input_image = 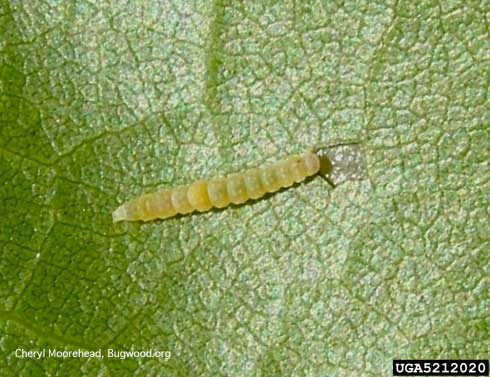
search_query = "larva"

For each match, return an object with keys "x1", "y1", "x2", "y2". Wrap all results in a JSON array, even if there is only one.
[{"x1": 112, "y1": 142, "x2": 365, "y2": 222}]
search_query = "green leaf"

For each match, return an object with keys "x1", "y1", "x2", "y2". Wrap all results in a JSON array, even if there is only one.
[{"x1": 1, "y1": 0, "x2": 489, "y2": 376}]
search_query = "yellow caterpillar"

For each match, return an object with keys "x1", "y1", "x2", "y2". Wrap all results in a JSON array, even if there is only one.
[{"x1": 112, "y1": 142, "x2": 363, "y2": 223}]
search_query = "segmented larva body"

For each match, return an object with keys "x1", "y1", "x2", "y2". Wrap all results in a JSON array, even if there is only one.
[{"x1": 112, "y1": 151, "x2": 321, "y2": 222}]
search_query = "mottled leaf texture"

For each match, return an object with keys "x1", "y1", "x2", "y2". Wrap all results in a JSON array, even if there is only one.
[{"x1": 1, "y1": 1, "x2": 489, "y2": 376}]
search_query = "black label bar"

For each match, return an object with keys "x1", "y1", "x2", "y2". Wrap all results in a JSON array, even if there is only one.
[{"x1": 393, "y1": 360, "x2": 489, "y2": 376}]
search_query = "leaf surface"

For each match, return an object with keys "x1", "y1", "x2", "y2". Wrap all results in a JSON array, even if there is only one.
[{"x1": 1, "y1": 0, "x2": 489, "y2": 376}]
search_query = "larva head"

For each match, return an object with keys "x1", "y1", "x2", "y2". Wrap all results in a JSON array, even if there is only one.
[
  {"x1": 314, "y1": 141, "x2": 367, "y2": 186},
  {"x1": 313, "y1": 150, "x2": 334, "y2": 176}
]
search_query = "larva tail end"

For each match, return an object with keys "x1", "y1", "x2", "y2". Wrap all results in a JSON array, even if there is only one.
[{"x1": 112, "y1": 204, "x2": 128, "y2": 223}]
